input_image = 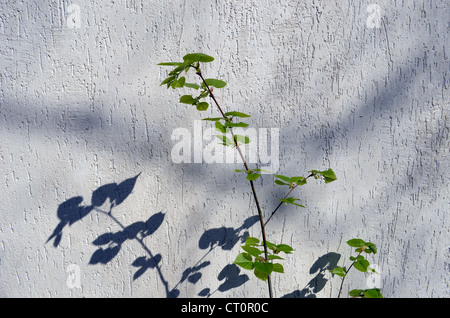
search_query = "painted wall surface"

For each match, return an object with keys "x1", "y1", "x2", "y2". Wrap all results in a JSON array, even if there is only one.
[{"x1": 0, "y1": 0, "x2": 448, "y2": 298}]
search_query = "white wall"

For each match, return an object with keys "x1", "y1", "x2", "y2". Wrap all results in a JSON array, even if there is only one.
[{"x1": 0, "y1": 0, "x2": 448, "y2": 298}]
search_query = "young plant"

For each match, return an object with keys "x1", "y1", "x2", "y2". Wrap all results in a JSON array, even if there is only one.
[
  {"x1": 159, "y1": 53, "x2": 337, "y2": 297},
  {"x1": 330, "y1": 238, "x2": 383, "y2": 298}
]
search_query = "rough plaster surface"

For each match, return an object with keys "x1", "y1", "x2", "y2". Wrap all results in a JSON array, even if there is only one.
[{"x1": 0, "y1": 0, "x2": 449, "y2": 298}]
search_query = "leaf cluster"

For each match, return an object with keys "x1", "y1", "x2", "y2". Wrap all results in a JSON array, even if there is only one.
[
  {"x1": 234, "y1": 237, "x2": 293, "y2": 282},
  {"x1": 159, "y1": 54, "x2": 341, "y2": 298},
  {"x1": 309, "y1": 169, "x2": 338, "y2": 184},
  {"x1": 273, "y1": 169, "x2": 336, "y2": 209},
  {"x1": 204, "y1": 112, "x2": 251, "y2": 147},
  {"x1": 159, "y1": 53, "x2": 251, "y2": 146},
  {"x1": 330, "y1": 239, "x2": 378, "y2": 278},
  {"x1": 235, "y1": 169, "x2": 268, "y2": 181},
  {"x1": 330, "y1": 238, "x2": 383, "y2": 298},
  {"x1": 159, "y1": 53, "x2": 227, "y2": 112}
]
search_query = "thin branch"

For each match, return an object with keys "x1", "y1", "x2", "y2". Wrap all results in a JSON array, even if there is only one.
[
  {"x1": 337, "y1": 251, "x2": 361, "y2": 298},
  {"x1": 264, "y1": 173, "x2": 315, "y2": 226},
  {"x1": 196, "y1": 69, "x2": 273, "y2": 298}
]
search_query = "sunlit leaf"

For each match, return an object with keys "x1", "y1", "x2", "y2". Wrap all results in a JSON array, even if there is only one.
[
  {"x1": 346, "y1": 239, "x2": 366, "y2": 248},
  {"x1": 225, "y1": 111, "x2": 251, "y2": 118},
  {"x1": 330, "y1": 266, "x2": 346, "y2": 277},
  {"x1": 157, "y1": 62, "x2": 182, "y2": 66},
  {"x1": 276, "y1": 244, "x2": 294, "y2": 254},
  {"x1": 180, "y1": 95, "x2": 197, "y2": 104},
  {"x1": 204, "y1": 78, "x2": 227, "y2": 88},
  {"x1": 244, "y1": 237, "x2": 260, "y2": 246},
  {"x1": 196, "y1": 102, "x2": 209, "y2": 111},
  {"x1": 203, "y1": 117, "x2": 223, "y2": 121},
  {"x1": 215, "y1": 121, "x2": 228, "y2": 133},
  {"x1": 184, "y1": 83, "x2": 200, "y2": 90},
  {"x1": 235, "y1": 135, "x2": 250, "y2": 144},
  {"x1": 253, "y1": 268, "x2": 269, "y2": 281},
  {"x1": 246, "y1": 173, "x2": 261, "y2": 181},
  {"x1": 225, "y1": 122, "x2": 249, "y2": 128},
  {"x1": 183, "y1": 53, "x2": 214, "y2": 63},
  {"x1": 215, "y1": 135, "x2": 234, "y2": 147},
  {"x1": 241, "y1": 245, "x2": 263, "y2": 257},
  {"x1": 272, "y1": 263, "x2": 284, "y2": 273},
  {"x1": 233, "y1": 253, "x2": 253, "y2": 270},
  {"x1": 253, "y1": 262, "x2": 273, "y2": 275}
]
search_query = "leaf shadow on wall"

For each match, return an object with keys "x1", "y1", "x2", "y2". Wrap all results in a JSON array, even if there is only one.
[
  {"x1": 46, "y1": 173, "x2": 142, "y2": 248},
  {"x1": 46, "y1": 173, "x2": 219, "y2": 297},
  {"x1": 195, "y1": 215, "x2": 259, "y2": 297},
  {"x1": 282, "y1": 252, "x2": 341, "y2": 298},
  {"x1": 46, "y1": 173, "x2": 172, "y2": 295}
]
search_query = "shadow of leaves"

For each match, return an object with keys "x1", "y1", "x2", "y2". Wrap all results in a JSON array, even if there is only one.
[
  {"x1": 47, "y1": 173, "x2": 141, "y2": 247},
  {"x1": 89, "y1": 212, "x2": 166, "y2": 270},
  {"x1": 198, "y1": 215, "x2": 259, "y2": 251},
  {"x1": 282, "y1": 252, "x2": 341, "y2": 298}
]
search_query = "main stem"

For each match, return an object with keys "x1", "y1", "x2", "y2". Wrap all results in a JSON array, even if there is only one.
[
  {"x1": 337, "y1": 251, "x2": 361, "y2": 298},
  {"x1": 197, "y1": 70, "x2": 273, "y2": 298}
]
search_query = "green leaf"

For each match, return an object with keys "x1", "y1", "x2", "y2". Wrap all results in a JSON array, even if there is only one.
[
  {"x1": 279, "y1": 197, "x2": 305, "y2": 208},
  {"x1": 180, "y1": 95, "x2": 197, "y2": 104},
  {"x1": 235, "y1": 135, "x2": 250, "y2": 144},
  {"x1": 215, "y1": 135, "x2": 234, "y2": 147},
  {"x1": 354, "y1": 259, "x2": 371, "y2": 272},
  {"x1": 275, "y1": 175, "x2": 292, "y2": 183},
  {"x1": 349, "y1": 288, "x2": 383, "y2": 298},
  {"x1": 267, "y1": 255, "x2": 284, "y2": 261},
  {"x1": 157, "y1": 62, "x2": 182, "y2": 66},
  {"x1": 346, "y1": 239, "x2": 366, "y2": 248},
  {"x1": 241, "y1": 245, "x2": 263, "y2": 257},
  {"x1": 349, "y1": 289, "x2": 364, "y2": 297},
  {"x1": 266, "y1": 241, "x2": 277, "y2": 251},
  {"x1": 310, "y1": 168, "x2": 337, "y2": 183},
  {"x1": 246, "y1": 173, "x2": 261, "y2": 181},
  {"x1": 275, "y1": 180, "x2": 289, "y2": 186},
  {"x1": 196, "y1": 102, "x2": 209, "y2": 111},
  {"x1": 251, "y1": 169, "x2": 269, "y2": 172},
  {"x1": 363, "y1": 288, "x2": 383, "y2": 298},
  {"x1": 330, "y1": 266, "x2": 346, "y2": 277},
  {"x1": 204, "y1": 78, "x2": 227, "y2": 88},
  {"x1": 184, "y1": 83, "x2": 200, "y2": 90},
  {"x1": 272, "y1": 263, "x2": 284, "y2": 273},
  {"x1": 169, "y1": 61, "x2": 191, "y2": 75},
  {"x1": 276, "y1": 244, "x2": 294, "y2": 254},
  {"x1": 215, "y1": 121, "x2": 228, "y2": 133},
  {"x1": 244, "y1": 237, "x2": 260, "y2": 246},
  {"x1": 253, "y1": 262, "x2": 273, "y2": 275},
  {"x1": 160, "y1": 75, "x2": 176, "y2": 86},
  {"x1": 183, "y1": 53, "x2": 214, "y2": 63},
  {"x1": 365, "y1": 242, "x2": 377, "y2": 254},
  {"x1": 173, "y1": 76, "x2": 186, "y2": 88},
  {"x1": 233, "y1": 253, "x2": 254, "y2": 270},
  {"x1": 202, "y1": 117, "x2": 223, "y2": 121},
  {"x1": 253, "y1": 268, "x2": 269, "y2": 281},
  {"x1": 224, "y1": 122, "x2": 249, "y2": 128},
  {"x1": 225, "y1": 111, "x2": 251, "y2": 118},
  {"x1": 291, "y1": 176, "x2": 306, "y2": 185}
]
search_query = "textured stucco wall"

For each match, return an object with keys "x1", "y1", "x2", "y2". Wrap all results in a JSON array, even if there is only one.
[{"x1": 0, "y1": 0, "x2": 448, "y2": 298}]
